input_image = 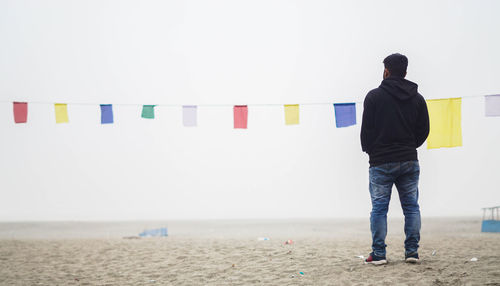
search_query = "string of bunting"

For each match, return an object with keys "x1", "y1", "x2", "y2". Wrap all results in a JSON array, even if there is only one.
[{"x1": 2, "y1": 94, "x2": 500, "y2": 149}]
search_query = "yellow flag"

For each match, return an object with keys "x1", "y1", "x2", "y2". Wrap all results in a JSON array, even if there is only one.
[
  {"x1": 284, "y1": 104, "x2": 299, "y2": 125},
  {"x1": 54, "y1": 103, "x2": 69, "y2": 123},
  {"x1": 426, "y1": 98, "x2": 462, "y2": 149}
]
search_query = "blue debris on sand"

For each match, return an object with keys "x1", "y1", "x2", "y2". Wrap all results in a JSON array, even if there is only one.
[{"x1": 139, "y1": 227, "x2": 168, "y2": 237}]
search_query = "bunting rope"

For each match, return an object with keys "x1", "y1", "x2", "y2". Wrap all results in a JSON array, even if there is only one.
[
  {"x1": 0, "y1": 93, "x2": 490, "y2": 107},
  {"x1": 0, "y1": 100, "x2": 358, "y2": 106}
]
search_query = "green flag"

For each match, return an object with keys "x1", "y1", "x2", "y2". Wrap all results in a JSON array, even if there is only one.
[{"x1": 141, "y1": 105, "x2": 155, "y2": 119}]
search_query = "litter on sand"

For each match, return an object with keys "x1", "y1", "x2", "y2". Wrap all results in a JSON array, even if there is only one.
[
  {"x1": 470, "y1": 257, "x2": 478, "y2": 262},
  {"x1": 139, "y1": 227, "x2": 168, "y2": 237},
  {"x1": 257, "y1": 237, "x2": 270, "y2": 241},
  {"x1": 285, "y1": 240, "x2": 293, "y2": 245},
  {"x1": 299, "y1": 271, "x2": 304, "y2": 276},
  {"x1": 356, "y1": 255, "x2": 365, "y2": 259},
  {"x1": 432, "y1": 250, "x2": 437, "y2": 256}
]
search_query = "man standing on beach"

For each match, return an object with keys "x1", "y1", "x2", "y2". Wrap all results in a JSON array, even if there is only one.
[{"x1": 361, "y1": 53, "x2": 429, "y2": 265}]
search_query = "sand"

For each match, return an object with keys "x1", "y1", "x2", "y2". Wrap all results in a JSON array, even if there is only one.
[{"x1": 0, "y1": 218, "x2": 499, "y2": 285}]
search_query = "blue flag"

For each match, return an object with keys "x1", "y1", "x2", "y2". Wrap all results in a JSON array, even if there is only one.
[
  {"x1": 100, "y1": 104, "x2": 114, "y2": 124},
  {"x1": 334, "y1": 103, "x2": 356, "y2": 128}
]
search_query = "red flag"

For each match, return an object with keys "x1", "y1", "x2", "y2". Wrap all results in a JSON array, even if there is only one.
[
  {"x1": 233, "y1": 105, "x2": 248, "y2": 129},
  {"x1": 13, "y1": 102, "x2": 28, "y2": 123}
]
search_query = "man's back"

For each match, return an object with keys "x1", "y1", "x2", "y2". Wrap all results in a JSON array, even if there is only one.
[{"x1": 361, "y1": 76, "x2": 429, "y2": 167}]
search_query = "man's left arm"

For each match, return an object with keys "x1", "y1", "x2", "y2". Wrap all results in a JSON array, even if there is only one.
[{"x1": 360, "y1": 93, "x2": 375, "y2": 153}]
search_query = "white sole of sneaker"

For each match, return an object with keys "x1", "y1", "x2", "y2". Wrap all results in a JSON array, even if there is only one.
[
  {"x1": 405, "y1": 257, "x2": 419, "y2": 264},
  {"x1": 364, "y1": 259, "x2": 388, "y2": 265}
]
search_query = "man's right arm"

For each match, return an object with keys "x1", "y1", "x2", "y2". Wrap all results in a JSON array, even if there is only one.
[{"x1": 415, "y1": 95, "x2": 430, "y2": 148}]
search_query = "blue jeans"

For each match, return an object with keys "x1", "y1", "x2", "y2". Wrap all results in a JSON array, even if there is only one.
[{"x1": 369, "y1": 160, "x2": 421, "y2": 257}]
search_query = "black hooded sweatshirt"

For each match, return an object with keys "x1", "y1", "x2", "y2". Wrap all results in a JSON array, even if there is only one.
[{"x1": 360, "y1": 76, "x2": 430, "y2": 167}]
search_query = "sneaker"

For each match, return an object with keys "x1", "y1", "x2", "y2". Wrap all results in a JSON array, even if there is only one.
[
  {"x1": 364, "y1": 252, "x2": 388, "y2": 265},
  {"x1": 405, "y1": 253, "x2": 420, "y2": 264}
]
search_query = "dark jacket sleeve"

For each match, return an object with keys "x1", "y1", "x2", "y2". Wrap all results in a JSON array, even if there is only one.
[
  {"x1": 415, "y1": 95, "x2": 430, "y2": 148},
  {"x1": 360, "y1": 93, "x2": 375, "y2": 153}
]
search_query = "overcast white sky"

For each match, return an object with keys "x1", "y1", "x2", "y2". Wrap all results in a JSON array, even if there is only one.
[{"x1": 1, "y1": 0, "x2": 499, "y2": 220}]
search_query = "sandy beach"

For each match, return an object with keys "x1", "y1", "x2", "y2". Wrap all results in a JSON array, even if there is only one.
[{"x1": 0, "y1": 218, "x2": 499, "y2": 285}]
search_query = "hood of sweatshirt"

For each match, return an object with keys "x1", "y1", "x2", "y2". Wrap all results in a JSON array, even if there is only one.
[{"x1": 379, "y1": 76, "x2": 419, "y2": 101}]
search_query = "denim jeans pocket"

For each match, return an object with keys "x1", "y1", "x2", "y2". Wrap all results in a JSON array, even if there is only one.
[
  {"x1": 407, "y1": 160, "x2": 420, "y2": 173},
  {"x1": 369, "y1": 165, "x2": 393, "y2": 189}
]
